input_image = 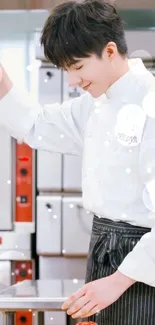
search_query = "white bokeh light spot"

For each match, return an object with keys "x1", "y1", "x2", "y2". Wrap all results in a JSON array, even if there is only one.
[
  {"x1": 142, "y1": 92, "x2": 155, "y2": 118},
  {"x1": 125, "y1": 168, "x2": 131, "y2": 174},
  {"x1": 94, "y1": 108, "x2": 101, "y2": 114},
  {"x1": 104, "y1": 140, "x2": 110, "y2": 147},
  {"x1": 69, "y1": 204, "x2": 74, "y2": 209},
  {"x1": 94, "y1": 100, "x2": 101, "y2": 108},
  {"x1": 122, "y1": 213, "x2": 127, "y2": 219}
]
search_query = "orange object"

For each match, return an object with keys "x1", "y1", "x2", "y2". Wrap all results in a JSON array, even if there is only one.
[
  {"x1": 76, "y1": 322, "x2": 98, "y2": 325},
  {"x1": 15, "y1": 142, "x2": 33, "y2": 222}
]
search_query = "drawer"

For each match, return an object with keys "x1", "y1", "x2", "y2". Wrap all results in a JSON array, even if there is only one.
[
  {"x1": 63, "y1": 155, "x2": 82, "y2": 192},
  {"x1": 62, "y1": 197, "x2": 93, "y2": 255},
  {"x1": 37, "y1": 151, "x2": 62, "y2": 191},
  {"x1": 39, "y1": 256, "x2": 87, "y2": 279},
  {"x1": 44, "y1": 311, "x2": 66, "y2": 325},
  {"x1": 37, "y1": 196, "x2": 62, "y2": 255}
]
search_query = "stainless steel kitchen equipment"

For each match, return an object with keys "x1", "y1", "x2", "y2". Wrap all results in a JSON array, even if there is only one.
[
  {"x1": 0, "y1": 125, "x2": 35, "y2": 233},
  {"x1": 39, "y1": 256, "x2": 87, "y2": 280},
  {"x1": 37, "y1": 151, "x2": 62, "y2": 192},
  {"x1": 62, "y1": 196, "x2": 93, "y2": 256},
  {"x1": 0, "y1": 279, "x2": 85, "y2": 325},
  {"x1": 37, "y1": 196, "x2": 62, "y2": 255},
  {"x1": 37, "y1": 195, "x2": 93, "y2": 256},
  {"x1": 0, "y1": 126, "x2": 12, "y2": 230}
]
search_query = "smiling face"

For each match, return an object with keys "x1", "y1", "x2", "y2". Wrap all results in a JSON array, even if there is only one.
[
  {"x1": 66, "y1": 55, "x2": 111, "y2": 98},
  {"x1": 65, "y1": 43, "x2": 128, "y2": 98}
]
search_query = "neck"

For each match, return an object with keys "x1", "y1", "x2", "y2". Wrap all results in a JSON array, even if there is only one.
[{"x1": 109, "y1": 56, "x2": 129, "y2": 88}]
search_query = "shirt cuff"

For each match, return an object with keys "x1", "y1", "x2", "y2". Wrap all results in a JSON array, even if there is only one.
[
  {"x1": 118, "y1": 231, "x2": 155, "y2": 287},
  {"x1": 0, "y1": 85, "x2": 41, "y2": 140}
]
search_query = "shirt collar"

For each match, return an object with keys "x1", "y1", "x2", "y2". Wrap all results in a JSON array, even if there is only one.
[{"x1": 102, "y1": 58, "x2": 148, "y2": 101}]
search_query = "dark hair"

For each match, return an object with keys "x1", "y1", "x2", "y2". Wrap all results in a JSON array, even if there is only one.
[{"x1": 40, "y1": 0, "x2": 128, "y2": 68}]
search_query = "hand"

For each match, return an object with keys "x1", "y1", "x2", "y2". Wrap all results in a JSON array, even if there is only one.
[
  {"x1": 0, "y1": 65, "x2": 3, "y2": 83},
  {"x1": 61, "y1": 271, "x2": 136, "y2": 319},
  {"x1": 0, "y1": 64, "x2": 13, "y2": 99}
]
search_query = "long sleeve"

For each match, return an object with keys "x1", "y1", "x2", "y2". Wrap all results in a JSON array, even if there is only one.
[
  {"x1": 118, "y1": 116, "x2": 155, "y2": 287},
  {"x1": 0, "y1": 86, "x2": 93, "y2": 155}
]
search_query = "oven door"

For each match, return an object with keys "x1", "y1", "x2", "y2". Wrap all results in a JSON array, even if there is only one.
[{"x1": 0, "y1": 126, "x2": 13, "y2": 230}]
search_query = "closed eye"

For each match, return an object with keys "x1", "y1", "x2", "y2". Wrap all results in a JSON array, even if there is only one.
[{"x1": 75, "y1": 65, "x2": 83, "y2": 70}]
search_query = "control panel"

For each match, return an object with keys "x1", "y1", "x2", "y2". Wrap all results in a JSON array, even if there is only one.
[
  {"x1": 15, "y1": 142, "x2": 34, "y2": 223},
  {"x1": 14, "y1": 261, "x2": 33, "y2": 325}
]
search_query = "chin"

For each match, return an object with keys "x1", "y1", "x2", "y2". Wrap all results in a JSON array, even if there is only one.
[{"x1": 88, "y1": 89, "x2": 105, "y2": 98}]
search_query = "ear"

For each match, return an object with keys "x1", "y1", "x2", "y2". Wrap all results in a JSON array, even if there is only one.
[{"x1": 103, "y1": 42, "x2": 117, "y2": 59}]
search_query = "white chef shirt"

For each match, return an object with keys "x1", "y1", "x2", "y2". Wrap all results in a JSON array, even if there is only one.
[{"x1": 0, "y1": 58, "x2": 155, "y2": 286}]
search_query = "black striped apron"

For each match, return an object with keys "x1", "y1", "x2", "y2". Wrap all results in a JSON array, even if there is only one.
[{"x1": 85, "y1": 215, "x2": 155, "y2": 325}]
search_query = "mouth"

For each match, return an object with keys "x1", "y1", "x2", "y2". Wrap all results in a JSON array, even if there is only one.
[{"x1": 83, "y1": 83, "x2": 91, "y2": 91}]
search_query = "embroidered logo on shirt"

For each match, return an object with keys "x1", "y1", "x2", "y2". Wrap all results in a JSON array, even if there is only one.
[
  {"x1": 115, "y1": 104, "x2": 147, "y2": 147},
  {"x1": 116, "y1": 133, "x2": 138, "y2": 145}
]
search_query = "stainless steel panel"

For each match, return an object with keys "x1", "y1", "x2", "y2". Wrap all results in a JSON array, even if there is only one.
[
  {"x1": 0, "y1": 261, "x2": 11, "y2": 286},
  {"x1": 38, "y1": 66, "x2": 61, "y2": 106},
  {"x1": 0, "y1": 232, "x2": 31, "y2": 260},
  {"x1": 0, "y1": 127, "x2": 12, "y2": 230},
  {"x1": 37, "y1": 151, "x2": 62, "y2": 191},
  {"x1": 63, "y1": 155, "x2": 82, "y2": 192},
  {"x1": 62, "y1": 197, "x2": 93, "y2": 255},
  {"x1": 0, "y1": 279, "x2": 85, "y2": 310},
  {"x1": 37, "y1": 196, "x2": 61, "y2": 255},
  {"x1": 39, "y1": 256, "x2": 87, "y2": 279},
  {"x1": 0, "y1": 261, "x2": 11, "y2": 325},
  {"x1": 44, "y1": 311, "x2": 66, "y2": 325},
  {"x1": 38, "y1": 280, "x2": 66, "y2": 325}
]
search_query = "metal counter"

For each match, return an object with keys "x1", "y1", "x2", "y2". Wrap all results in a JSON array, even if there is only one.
[{"x1": 0, "y1": 279, "x2": 85, "y2": 325}]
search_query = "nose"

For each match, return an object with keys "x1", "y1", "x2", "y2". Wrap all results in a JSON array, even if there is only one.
[{"x1": 67, "y1": 71, "x2": 82, "y2": 87}]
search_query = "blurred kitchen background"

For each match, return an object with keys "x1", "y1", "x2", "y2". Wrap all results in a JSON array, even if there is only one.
[{"x1": 0, "y1": 0, "x2": 154, "y2": 324}]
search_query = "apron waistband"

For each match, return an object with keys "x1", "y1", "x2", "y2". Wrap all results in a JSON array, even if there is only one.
[{"x1": 93, "y1": 215, "x2": 151, "y2": 237}]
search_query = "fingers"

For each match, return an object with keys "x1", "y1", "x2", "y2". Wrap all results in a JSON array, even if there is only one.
[
  {"x1": 61, "y1": 286, "x2": 87, "y2": 310},
  {"x1": 67, "y1": 295, "x2": 90, "y2": 316},
  {"x1": 71, "y1": 301, "x2": 98, "y2": 319},
  {"x1": 82, "y1": 306, "x2": 101, "y2": 318}
]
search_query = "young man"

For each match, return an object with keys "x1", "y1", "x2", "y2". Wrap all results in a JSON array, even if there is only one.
[{"x1": 0, "y1": 0, "x2": 155, "y2": 324}]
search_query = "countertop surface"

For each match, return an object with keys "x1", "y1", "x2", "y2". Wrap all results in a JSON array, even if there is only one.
[{"x1": 0, "y1": 279, "x2": 85, "y2": 311}]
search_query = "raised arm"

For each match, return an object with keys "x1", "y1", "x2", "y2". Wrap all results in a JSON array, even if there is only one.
[{"x1": 0, "y1": 65, "x2": 93, "y2": 155}]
